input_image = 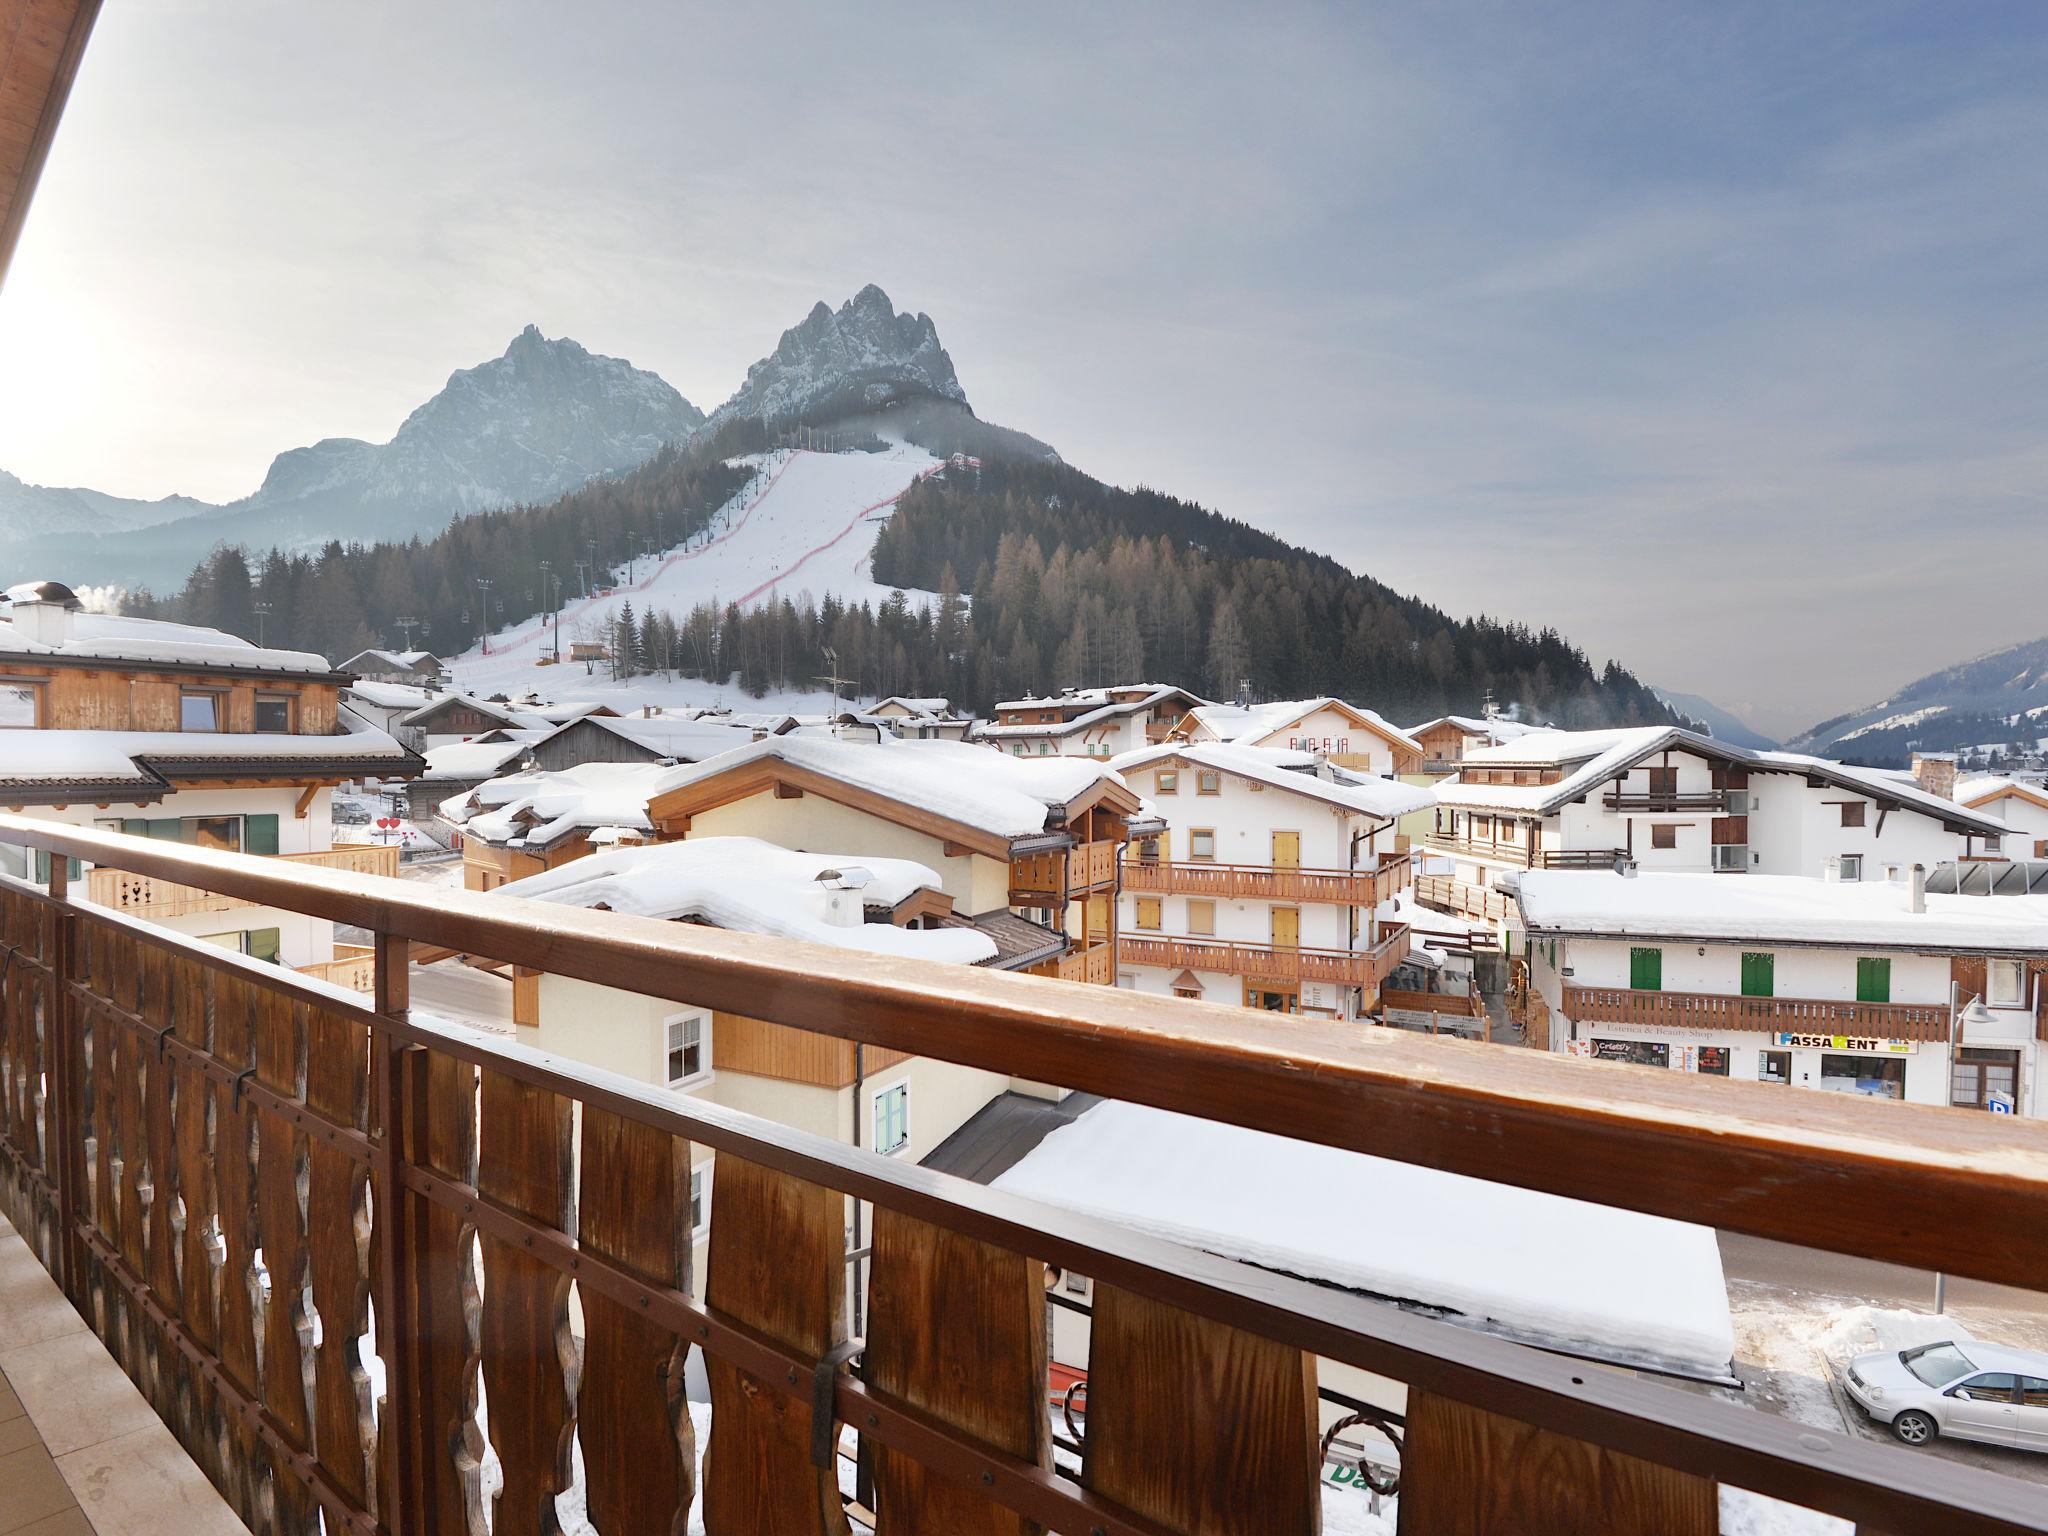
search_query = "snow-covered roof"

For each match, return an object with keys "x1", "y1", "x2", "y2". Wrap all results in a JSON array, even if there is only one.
[
  {"x1": 1437, "y1": 726, "x2": 2007, "y2": 834},
  {"x1": 419, "y1": 737, "x2": 535, "y2": 782},
  {"x1": 649, "y1": 736, "x2": 1128, "y2": 842},
  {"x1": 441, "y1": 761, "x2": 672, "y2": 847},
  {"x1": 870, "y1": 695, "x2": 954, "y2": 718},
  {"x1": 398, "y1": 692, "x2": 554, "y2": 732},
  {"x1": 0, "y1": 609, "x2": 335, "y2": 677},
  {"x1": 1110, "y1": 742, "x2": 1432, "y2": 819},
  {"x1": 495, "y1": 835, "x2": 997, "y2": 964},
  {"x1": 1956, "y1": 773, "x2": 2048, "y2": 812},
  {"x1": 975, "y1": 683, "x2": 1201, "y2": 740},
  {"x1": 345, "y1": 680, "x2": 438, "y2": 711},
  {"x1": 1188, "y1": 697, "x2": 1422, "y2": 754},
  {"x1": 565, "y1": 714, "x2": 768, "y2": 761},
  {"x1": 1407, "y1": 714, "x2": 1544, "y2": 743},
  {"x1": 0, "y1": 720, "x2": 416, "y2": 794},
  {"x1": 994, "y1": 1100, "x2": 1734, "y2": 1379},
  {"x1": 1516, "y1": 870, "x2": 2048, "y2": 952}
]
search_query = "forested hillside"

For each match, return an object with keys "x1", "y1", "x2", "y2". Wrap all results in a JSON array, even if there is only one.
[{"x1": 134, "y1": 430, "x2": 1675, "y2": 725}]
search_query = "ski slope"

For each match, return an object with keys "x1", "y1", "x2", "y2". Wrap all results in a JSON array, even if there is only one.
[{"x1": 451, "y1": 445, "x2": 948, "y2": 697}]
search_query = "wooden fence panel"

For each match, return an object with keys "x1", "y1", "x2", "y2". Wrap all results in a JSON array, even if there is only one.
[
  {"x1": 864, "y1": 1210, "x2": 1048, "y2": 1536},
  {"x1": 305, "y1": 1004, "x2": 376, "y2": 1512},
  {"x1": 169, "y1": 950, "x2": 222, "y2": 1486},
  {"x1": 576, "y1": 1106, "x2": 694, "y2": 1536},
  {"x1": 477, "y1": 1065, "x2": 576, "y2": 1536},
  {"x1": 1083, "y1": 1283, "x2": 1320, "y2": 1535},
  {"x1": 1398, "y1": 1391, "x2": 1716, "y2": 1535},
  {"x1": 701, "y1": 1154, "x2": 851, "y2": 1536},
  {"x1": 210, "y1": 960, "x2": 267, "y2": 1526},
  {"x1": 138, "y1": 943, "x2": 179, "y2": 1419}
]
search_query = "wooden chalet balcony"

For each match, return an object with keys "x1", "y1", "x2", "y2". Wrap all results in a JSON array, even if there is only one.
[
  {"x1": 0, "y1": 816, "x2": 2043, "y2": 1536},
  {"x1": 1033, "y1": 939, "x2": 1116, "y2": 985},
  {"x1": 1423, "y1": 833, "x2": 1625, "y2": 871},
  {"x1": 1381, "y1": 986, "x2": 1489, "y2": 1023},
  {"x1": 1008, "y1": 838, "x2": 1119, "y2": 903},
  {"x1": 1119, "y1": 923, "x2": 1411, "y2": 990},
  {"x1": 85, "y1": 842, "x2": 401, "y2": 919},
  {"x1": 1414, "y1": 872, "x2": 1515, "y2": 925},
  {"x1": 1123, "y1": 850, "x2": 1411, "y2": 906},
  {"x1": 1562, "y1": 984, "x2": 1953, "y2": 1042},
  {"x1": 1602, "y1": 789, "x2": 1732, "y2": 813}
]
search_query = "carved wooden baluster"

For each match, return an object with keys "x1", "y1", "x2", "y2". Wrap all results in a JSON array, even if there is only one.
[
  {"x1": 864, "y1": 1211, "x2": 1049, "y2": 1536},
  {"x1": 576, "y1": 1106, "x2": 693, "y2": 1536},
  {"x1": 305, "y1": 1003, "x2": 375, "y2": 1513},
  {"x1": 1397, "y1": 1391, "x2": 1716, "y2": 1535},
  {"x1": 85, "y1": 921, "x2": 123, "y2": 1344},
  {"x1": 254, "y1": 986, "x2": 320, "y2": 1535},
  {"x1": 701, "y1": 1154, "x2": 851, "y2": 1536},
  {"x1": 398, "y1": 1048, "x2": 486, "y2": 1536},
  {"x1": 1083, "y1": 1283, "x2": 1320, "y2": 1535},
  {"x1": 171, "y1": 951, "x2": 223, "y2": 1485},
  {"x1": 138, "y1": 942, "x2": 180, "y2": 1415},
  {"x1": 211, "y1": 964, "x2": 268, "y2": 1526},
  {"x1": 476, "y1": 1066, "x2": 576, "y2": 1536}
]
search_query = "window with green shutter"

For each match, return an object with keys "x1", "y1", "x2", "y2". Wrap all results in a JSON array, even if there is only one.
[
  {"x1": 246, "y1": 927, "x2": 282, "y2": 965},
  {"x1": 1856, "y1": 957, "x2": 1891, "y2": 1004},
  {"x1": 1629, "y1": 947, "x2": 1662, "y2": 991},
  {"x1": 146, "y1": 819, "x2": 184, "y2": 840},
  {"x1": 244, "y1": 814, "x2": 280, "y2": 856},
  {"x1": 1740, "y1": 952, "x2": 1775, "y2": 998},
  {"x1": 31, "y1": 853, "x2": 81, "y2": 883}
]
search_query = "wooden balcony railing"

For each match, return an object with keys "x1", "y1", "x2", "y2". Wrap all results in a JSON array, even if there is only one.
[
  {"x1": 1603, "y1": 790, "x2": 1731, "y2": 813},
  {"x1": 1033, "y1": 940, "x2": 1116, "y2": 986},
  {"x1": 1561, "y1": 985, "x2": 1953, "y2": 1041},
  {"x1": 1123, "y1": 851, "x2": 1411, "y2": 906},
  {"x1": 1414, "y1": 873, "x2": 1516, "y2": 926},
  {"x1": 298, "y1": 942, "x2": 378, "y2": 994},
  {"x1": 1118, "y1": 924, "x2": 1411, "y2": 990},
  {"x1": 1421, "y1": 834, "x2": 1626, "y2": 871},
  {"x1": 85, "y1": 842, "x2": 402, "y2": 919},
  {"x1": 1009, "y1": 839, "x2": 1120, "y2": 903},
  {"x1": 1381, "y1": 986, "x2": 1489, "y2": 1022},
  {"x1": 0, "y1": 816, "x2": 2044, "y2": 1536}
]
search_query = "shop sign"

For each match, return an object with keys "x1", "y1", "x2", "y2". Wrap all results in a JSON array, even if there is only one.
[{"x1": 1773, "y1": 1032, "x2": 1917, "y2": 1055}]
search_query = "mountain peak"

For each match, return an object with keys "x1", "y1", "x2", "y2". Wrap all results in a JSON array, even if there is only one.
[{"x1": 707, "y1": 285, "x2": 966, "y2": 432}]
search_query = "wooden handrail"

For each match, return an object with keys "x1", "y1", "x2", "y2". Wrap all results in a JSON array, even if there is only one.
[
  {"x1": 1, "y1": 816, "x2": 2047, "y2": 1535},
  {"x1": 1121, "y1": 856, "x2": 1409, "y2": 904},
  {"x1": 1561, "y1": 984, "x2": 1952, "y2": 1041}
]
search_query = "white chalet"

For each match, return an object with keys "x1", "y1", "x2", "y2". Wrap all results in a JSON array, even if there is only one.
[
  {"x1": 1956, "y1": 773, "x2": 2048, "y2": 861},
  {"x1": 1180, "y1": 696, "x2": 1424, "y2": 777},
  {"x1": 973, "y1": 684, "x2": 1207, "y2": 759},
  {"x1": 1424, "y1": 727, "x2": 2006, "y2": 939},
  {"x1": 1516, "y1": 868, "x2": 2046, "y2": 1117},
  {"x1": 1112, "y1": 742, "x2": 1429, "y2": 1017}
]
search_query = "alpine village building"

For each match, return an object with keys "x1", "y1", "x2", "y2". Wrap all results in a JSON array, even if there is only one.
[
  {"x1": 0, "y1": 580, "x2": 419, "y2": 981},
  {"x1": 1421, "y1": 726, "x2": 2008, "y2": 941},
  {"x1": 1110, "y1": 742, "x2": 1428, "y2": 1017}
]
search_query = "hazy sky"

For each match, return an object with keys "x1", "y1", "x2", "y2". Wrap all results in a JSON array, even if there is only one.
[{"x1": 3, "y1": 2, "x2": 2044, "y2": 736}]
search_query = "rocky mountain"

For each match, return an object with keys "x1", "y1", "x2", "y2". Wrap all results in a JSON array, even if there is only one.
[
  {"x1": 2, "y1": 327, "x2": 700, "y2": 594},
  {"x1": 0, "y1": 470, "x2": 212, "y2": 542},
  {"x1": 704, "y1": 284, "x2": 967, "y2": 432},
  {"x1": 1791, "y1": 634, "x2": 2048, "y2": 763}
]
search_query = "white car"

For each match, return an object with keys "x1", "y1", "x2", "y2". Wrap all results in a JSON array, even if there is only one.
[{"x1": 1842, "y1": 1339, "x2": 2048, "y2": 1452}]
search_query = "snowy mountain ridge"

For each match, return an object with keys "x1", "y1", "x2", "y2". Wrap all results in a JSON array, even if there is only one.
[
  {"x1": 0, "y1": 468, "x2": 214, "y2": 542},
  {"x1": 705, "y1": 284, "x2": 967, "y2": 432}
]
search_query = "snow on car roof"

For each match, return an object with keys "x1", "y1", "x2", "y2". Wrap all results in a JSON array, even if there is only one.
[
  {"x1": 994, "y1": 1100, "x2": 1735, "y2": 1379},
  {"x1": 496, "y1": 835, "x2": 997, "y2": 965},
  {"x1": 1516, "y1": 869, "x2": 2048, "y2": 951},
  {"x1": 1110, "y1": 741, "x2": 1432, "y2": 818},
  {"x1": 650, "y1": 735, "x2": 1125, "y2": 840}
]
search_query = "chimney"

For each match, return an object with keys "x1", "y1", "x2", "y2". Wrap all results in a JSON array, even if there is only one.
[
  {"x1": 2, "y1": 580, "x2": 80, "y2": 647},
  {"x1": 1911, "y1": 752, "x2": 1957, "y2": 800},
  {"x1": 814, "y1": 865, "x2": 875, "y2": 927},
  {"x1": 1909, "y1": 862, "x2": 1926, "y2": 914}
]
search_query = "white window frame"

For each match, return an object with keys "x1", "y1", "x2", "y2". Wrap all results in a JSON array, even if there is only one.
[
  {"x1": 663, "y1": 1011, "x2": 712, "y2": 1089},
  {"x1": 689, "y1": 1161, "x2": 713, "y2": 1237},
  {"x1": 1988, "y1": 958, "x2": 2026, "y2": 1009},
  {"x1": 1837, "y1": 854, "x2": 1862, "y2": 882},
  {"x1": 872, "y1": 1078, "x2": 911, "y2": 1157}
]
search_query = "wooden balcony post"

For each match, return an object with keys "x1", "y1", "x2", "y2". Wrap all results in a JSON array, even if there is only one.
[
  {"x1": 371, "y1": 928, "x2": 424, "y2": 1536},
  {"x1": 44, "y1": 858, "x2": 86, "y2": 1302}
]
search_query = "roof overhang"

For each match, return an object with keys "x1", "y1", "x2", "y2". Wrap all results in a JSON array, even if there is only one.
[{"x1": 0, "y1": 0, "x2": 100, "y2": 290}]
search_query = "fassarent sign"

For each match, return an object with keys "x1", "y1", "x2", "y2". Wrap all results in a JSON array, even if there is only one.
[{"x1": 1772, "y1": 1032, "x2": 1918, "y2": 1054}]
